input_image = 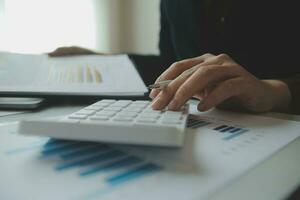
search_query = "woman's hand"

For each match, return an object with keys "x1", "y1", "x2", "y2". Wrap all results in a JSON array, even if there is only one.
[
  {"x1": 48, "y1": 46, "x2": 99, "y2": 57},
  {"x1": 150, "y1": 53, "x2": 291, "y2": 113}
]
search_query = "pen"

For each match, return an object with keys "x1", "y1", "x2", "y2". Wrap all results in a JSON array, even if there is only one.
[
  {"x1": 148, "y1": 80, "x2": 172, "y2": 90},
  {"x1": 148, "y1": 67, "x2": 197, "y2": 90}
]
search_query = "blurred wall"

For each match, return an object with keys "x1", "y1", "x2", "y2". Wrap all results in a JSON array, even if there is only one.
[
  {"x1": 0, "y1": 0, "x2": 160, "y2": 54},
  {"x1": 0, "y1": 0, "x2": 4, "y2": 36},
  {"x1": 93, "y1": 0, "x2": 160, "y2": 55}
]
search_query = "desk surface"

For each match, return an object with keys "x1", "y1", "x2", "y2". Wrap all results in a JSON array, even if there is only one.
[{"x1": 1, "y1": 103, "x2": 299, "y2": 200}]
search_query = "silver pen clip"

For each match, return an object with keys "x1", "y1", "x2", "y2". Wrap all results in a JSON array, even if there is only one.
[{"x1": 148, "y1": 80, "x2": 172, "y2": 90}]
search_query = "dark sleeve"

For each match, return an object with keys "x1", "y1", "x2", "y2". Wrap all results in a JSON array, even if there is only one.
[
  {"x1": 281, "y1": 75, "x2": 300, "y2": 115},
  {"x1": 128, "y1": 0, "x2": 176, "y2": 86}
]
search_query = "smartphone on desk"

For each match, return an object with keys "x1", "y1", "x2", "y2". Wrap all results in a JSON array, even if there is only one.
[{"x1": 0, "y1": 97, "x2": 45, "y2": 109}]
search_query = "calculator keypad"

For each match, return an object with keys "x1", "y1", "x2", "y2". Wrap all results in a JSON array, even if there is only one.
[{"x1": 65, "y1": 100, "x2": 188, "y2": 127}]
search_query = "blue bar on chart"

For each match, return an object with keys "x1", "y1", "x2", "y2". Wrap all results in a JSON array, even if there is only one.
[
  {"x1": 40, "y1": 139, "x2": 111, "y2": 160},
  {"x1": 59, "y1": 144, "x2": 108, "y2": 160},
  {"x1": 220, "y1": 126, "x2": 235, "y2": 133},
  {"x1": 106, "y1": 163, "x2": 161, "y2": 186},
  {"x1": 80, "y1": 156, "x2": 143, "y2": 177},
  {"x1": 187, "y1": 118, "x2": 211, "y2": 128},
  {"x1": 44, "y1": 139, "x2": 71, "y2": 148},
  {"x1": 229, "y1": 127, "x2": 242, "y2": 133},
  {"x1": 42, "y1": 142, "x2": 89, "y2": 156},
  {"x1": 223, "y1": 129, "x2": 249, "y2": 140},
  {"x1": 213, "y1": 125, "x2": 228, "y2": 131},
  {"x1": 55, "y1": 150, "x2": 126, "y2": 171},
  {"x1": 213, "y1": 125, "x2": 249, "y2": 140}
]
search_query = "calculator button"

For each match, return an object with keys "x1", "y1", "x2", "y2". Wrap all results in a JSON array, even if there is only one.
[
  {"x1": 143, "y1": 109, "x2": 161, "y2": 114},
  {"x1": 95, "y1": 107, "x2": 105, "y2": 111},
  {"x1": 91, "y1": 102, "x2": 107, "y2": 106},
  {"x1": 103, "y1": 107, "x2": 122, "y2": 112},
  {"x1": 123, "y1": 107, "x2": 143, "y2": 112},
  {"x1": 84, "y1": 106, "x2": 104, "y2": 111},
  {"x1": 121, "y1": 110, "x2": 140, "y2": 114},
  {"x1": 74, "y1": 110, "x2": 96, "y2": 116},
  {"x1": 163, "y1": 116, "x2": 181, "y2": 121},
  {"x1": 134, "y1": 100, "x2": 150, "y2": 105},
  {"x1": 96, "y1": 111, "x2": 116, "y2": 117},
  {"x1": 110, "y1": 106, "x2": 126, "y2": 110},
  {"x1": 112, "y1": 101, "x2": 131, "y2": 107},
  {"x1": 163, "y1": 114, "x2": 182, "y2": 120},
  {"x1": 93, "y1": 103, "x2": 110, "y2": 108},
  {"x1": 132, "y1": 104, "x2": 147, "y2": 108},
  {"x1": 139, "y1": 113, "x2": 160, "y2": 118},
  {"x1": 117, "y1": 112, "x2": 138, "y2": 117},
  {"x1": 100, "y1": 99, "x2": 116, "y2": 103},
  {"x1": 111, "y1": 104, "x2": 128, "y2": 108},
  {"x1": 161, "y1": 119, "x2": 182, "y2": 124},
  {"x1": 165, "y1": 111, "x2": 181, "y2": 115},
  {"x1": 89, "y1": 116, "x2": 109, "y2": 121},
  {"x1": 118, "y1": 100, "x2": 132, "y2": 103}
]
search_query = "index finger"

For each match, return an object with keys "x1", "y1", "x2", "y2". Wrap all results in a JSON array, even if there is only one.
[
  {"x1": 149, "y1": 54, "x2": 212, "y2": 99},
  {"x1": 168, "y1": 65, "x2": 239, "y2": 110}
]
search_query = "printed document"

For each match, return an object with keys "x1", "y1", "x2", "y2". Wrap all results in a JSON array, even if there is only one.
[
  {"x1": 0, "y1": 52, "x2": 147, "y2": 96},
  {"x1": 1, "y1": 104, "x2": 300, "y2": 200}
]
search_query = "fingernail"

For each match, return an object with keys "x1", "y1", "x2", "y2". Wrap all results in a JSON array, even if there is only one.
[
  {"x1": 149, "y1": 90, "x2": 155, "y2": 99},
  {"x1": 151, "y1": 97, "x2": 162, "y2": 110},
  {"x1": 168, "y1": 99, "x2": 178, "y2": 110},
  {"x1": 198, "y1": 103, "x2": 207, "y2": 111}
]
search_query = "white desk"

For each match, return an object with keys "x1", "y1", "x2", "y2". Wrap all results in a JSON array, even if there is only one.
[{"x1": 1, "y1": 103, "x2": 299, "y2": 200}]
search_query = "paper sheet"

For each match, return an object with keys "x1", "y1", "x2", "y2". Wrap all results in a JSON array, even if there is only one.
[
  {"x1": 0, "y1": 52, "x2": 147, "y2": 96},
  {"x1": 1, "y1": 105, "x2": 300, "y2": 200}
]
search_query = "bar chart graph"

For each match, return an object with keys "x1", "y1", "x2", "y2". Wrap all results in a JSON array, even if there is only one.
[
  {"x1": 47, "y1": 65, "x2": 103, "y2": 84},
  {"x1": 3, "y1": 117, "x2": 257, "y2": 200},
  {"x1": 187, "y1": 116, "x2": 249, "y2": 141},
  {"x1": 5, "y1": 138, "x2": 162, "y2": 196},
  {"x1": 2, "y1": 111, "x2": 299, "y2": 200}
]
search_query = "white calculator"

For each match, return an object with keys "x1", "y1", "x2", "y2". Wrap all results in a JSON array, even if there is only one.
[{"x1": 18, "y1": 100, "x2": 189, "y2": 147}]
